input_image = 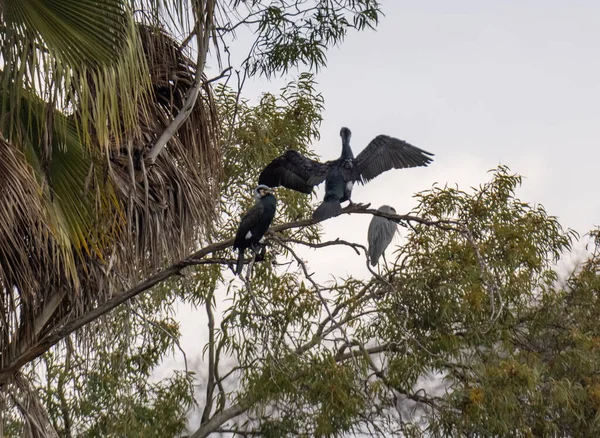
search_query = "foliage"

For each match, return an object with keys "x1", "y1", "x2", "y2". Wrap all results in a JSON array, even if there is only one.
[
  {"x1": 432, "y1": 231, "x2": 600, "y2": 437},
  {"x1": 224, "y1": 0, "x2": 382, "y2": 76},
  {"x1": 41, "y1": 297, "x2": 193, "y2": 437},
  {"x1": 193, "y1": 166, "x2": 586, "y2": 437},
  {"x1": 1, "y1": 69, "x2": 327, "y2": 435},
  {"x1": 0, "y1": 0, "x2": 221, "y2": 401},
  {"x1": 5, "y1": 1, "x2": 600, "y2": 438},
  {"x1": 4, "y1": 283, "x2": 194, "y2": 437}
]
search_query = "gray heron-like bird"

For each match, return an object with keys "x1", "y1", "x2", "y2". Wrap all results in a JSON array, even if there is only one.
[
  {"x1": 233, "y1": 185, "x2": 277, "y2": 276},
  {"x1": 258, "y1": 127, "x2": 433, "y2": 221},
  {"x1": 368, "y1": 205, "x2": 398, "y2": 266}
]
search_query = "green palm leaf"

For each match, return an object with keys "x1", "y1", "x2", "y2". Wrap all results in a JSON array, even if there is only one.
[
  {"x1": 3, "y1": 85, "x2": 104, "y2": 253},
  {"x1": 3, "y1": 0, "x2": 129, "y2": 65},
  {"x1": 1, "y1": 0, "x2": 151, "y2": 147}
]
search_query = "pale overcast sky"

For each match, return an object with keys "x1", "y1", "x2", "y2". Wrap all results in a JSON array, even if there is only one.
[
  {"x1": 162, "y1": 0, "x2": 600, "y2": 431},
  {"x1": 230, "y1": 0, "x2": 600, "y2": 280}
]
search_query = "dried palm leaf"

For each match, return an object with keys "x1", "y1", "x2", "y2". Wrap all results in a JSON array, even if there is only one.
[
  {"x1": 0, "y1": 138, "x2": 80, "y2": 369},
  {"x1": 108, "y1": 24, "x2": 221, "y2": 276},
  {"x1": 0, "y1": 1, "x2": 221, "y2": 408}
]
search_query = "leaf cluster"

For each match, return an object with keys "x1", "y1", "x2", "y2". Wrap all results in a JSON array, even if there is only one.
[{"x1": 225, "y1": 0, "x2": 382, "y2": 77}]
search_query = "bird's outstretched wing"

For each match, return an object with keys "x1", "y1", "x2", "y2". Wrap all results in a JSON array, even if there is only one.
[
  {"x1": 258, "y1": 150, "x2": 330, "y2": 194},
  {"x1": 351, "y1": 135, "x2": 434, "y2": 183}
]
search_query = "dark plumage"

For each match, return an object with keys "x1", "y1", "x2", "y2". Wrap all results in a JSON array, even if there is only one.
[
  {"x1": 368, "y1": 205, "x2": 398, "y2": 266},
  {"x1": 259, "y1": 127, "x2": 433, "y2": 221},
  {"x1": 233, "y1": 185, "x2": 277, "y2": 276}
]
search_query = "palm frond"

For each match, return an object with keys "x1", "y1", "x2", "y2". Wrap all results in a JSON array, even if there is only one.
[
  {"x1": 0, "y1": 2, "x2": 221, "y2": 406},
  {"x1": 1, "y1": 85, "x2": 107, "y2": 255},
  {"x1": 109, "y1": 24, "x2": 221, "y2": 272},
  {"x1": 0, "y1": 0, "x2": 151, "y2": 148},
  {"x1": 4, "y1": 0, "x2": 128, "y2": 65},
  {"x1": 0, "y1": 137, "x2": 84, "y2": 371},
  {"x1": 0, "y1": 138, "x2": 51, "y2": 300}
]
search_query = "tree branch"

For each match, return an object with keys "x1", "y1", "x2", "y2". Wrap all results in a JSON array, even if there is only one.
[
  {"x1": 201, "y1": 287, "x2": 216, "y2": 424},
  {"x1": 0, "y1": 203, "x2": 456, "y2": 385},
  {"x1": 188, "y1": 399, "x2": 253, "y2": 438}
]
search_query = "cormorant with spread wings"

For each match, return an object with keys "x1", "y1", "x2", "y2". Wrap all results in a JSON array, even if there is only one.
[{"x1": 258, "y1": 127, "x2": 434, "y2": 221}]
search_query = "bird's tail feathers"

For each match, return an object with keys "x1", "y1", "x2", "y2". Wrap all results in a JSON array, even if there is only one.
[
  {"x1": 235, "y1": 250, "x2": 245, "y2": 276},
  {"x1": 369, "y1": 251, "x2": 380, "y2": 267},
  {"x1": 313, "y1": 195, "x2": 342, "y2": 222}
]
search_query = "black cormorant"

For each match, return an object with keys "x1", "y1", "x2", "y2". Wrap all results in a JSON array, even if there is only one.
[
  {"x1": 258, "y1": 127, "x2": 433, "y2": 221},
  {"x1": 233, "y1": 185, "x2": 277, "y2": 276}
]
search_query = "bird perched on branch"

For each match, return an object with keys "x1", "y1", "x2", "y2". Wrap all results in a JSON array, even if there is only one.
[
  {"x1": 258, "y1": 127, "x2": 434, "y2": 221},
  {"x1": 368, "y1": 205, "x2": 398, "y2": 266},
  {"x1": 233, "y1": 185, "x2": 277, "y2": 276}
]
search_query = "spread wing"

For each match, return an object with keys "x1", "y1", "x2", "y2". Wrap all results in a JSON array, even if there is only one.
[
  {"x1": 352, "y1": 135, "x2": 434, "y2": 183},
  {"x1": 258, "y1": 150, "x2": 330, "y2": 194}
]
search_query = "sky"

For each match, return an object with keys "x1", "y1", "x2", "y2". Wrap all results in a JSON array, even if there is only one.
[
  {"x1": 227, "y1": 0, "x2": 600, "y2": 280},
  {"x1": 160, "y1": 0, "x2": 600, "y2": 432}
]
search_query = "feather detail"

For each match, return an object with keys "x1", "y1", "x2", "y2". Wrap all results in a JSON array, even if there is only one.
[
  {"x1": 352, "y1": 135, "x2": 434, "y2": 183},
  {"x1": 258, "y1": 150, "x2": 329, "y2": 193}
]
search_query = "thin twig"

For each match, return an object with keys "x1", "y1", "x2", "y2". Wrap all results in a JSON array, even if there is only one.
[
  {"x1": 273, "y1": 236, "x2": 360, "y2": 366},
  {"x1": 461, "y1": 226, "x2": 503, "y2": 326},
  {"x1": 130, "y1": 305, "x2": 193, "y2": 391},
  {"x1": 357, "y1": 344, "x2": 440, "y2": 410}
]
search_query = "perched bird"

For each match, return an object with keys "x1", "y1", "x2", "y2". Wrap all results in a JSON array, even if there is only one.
[
  {"x1": 258, "y1": 127, "x2": 433, "y2": 221},
  {"x1": 368, "y1": 205, "x2": 398, "y2": 267},
  {"x1": 233, "y1": 185, "x2": 277, "y2": 276}
]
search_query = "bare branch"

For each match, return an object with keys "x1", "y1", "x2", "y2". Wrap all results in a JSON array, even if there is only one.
[
  {"x1": 273, "y1": 236, "x2": 360, "y2": 365},
  {"x1": 0, "y1": 203, "x2": 456, "y2": 385},
  {"x1": 188, "y1": 399, "x2": 254, "y2": 438},
  {"x1": 201, "y1": 287, "x2": 216, "y2": 424},
  {"x1": 273, "y1": 236, "x2": 365, "y2": 255}
]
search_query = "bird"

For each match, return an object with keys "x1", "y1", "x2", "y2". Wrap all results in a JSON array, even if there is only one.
[
  {"x1": 233, "y1": 185, "x2": 277, "y2": 276},
  {"x1": 258, "y1": 127, "x2": 434, "y2": 221},
  {"x1": 368, "y1": 205, "x2": 398, "y2": 267}
]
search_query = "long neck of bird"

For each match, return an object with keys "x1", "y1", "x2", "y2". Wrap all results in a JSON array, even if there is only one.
[{"x1": 341, "y1": 138, "x2": 354, "y2": 159}]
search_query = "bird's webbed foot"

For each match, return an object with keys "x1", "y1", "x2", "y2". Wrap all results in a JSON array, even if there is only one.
[
  {"x1": 347, "y1": 201, "x2": 371, "y2": 210},
  {"x1": 250, "y1": 242, "x2": 267, "y2": 261}
]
